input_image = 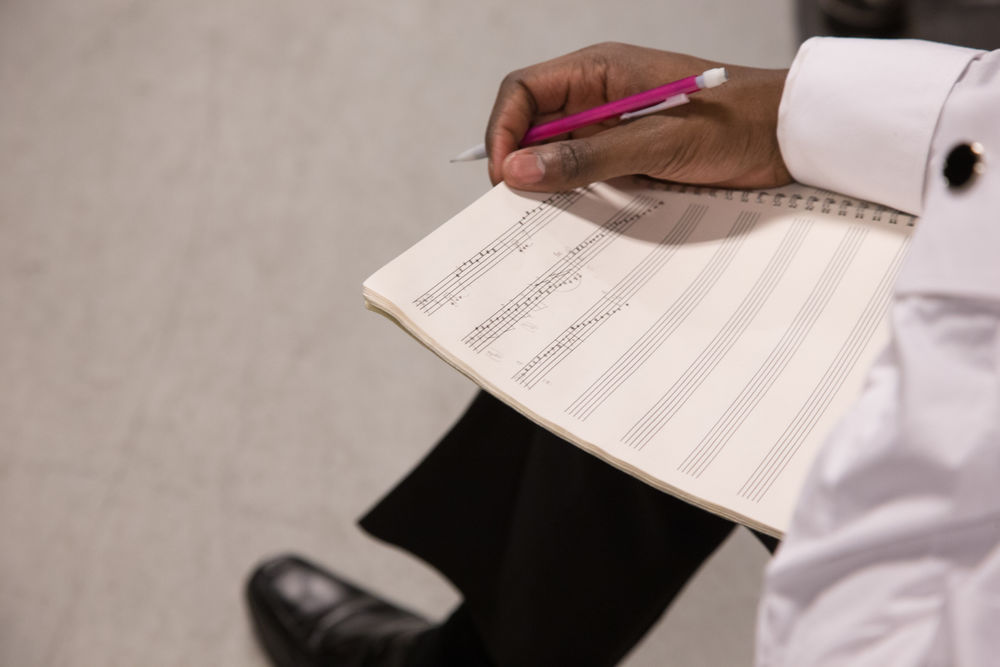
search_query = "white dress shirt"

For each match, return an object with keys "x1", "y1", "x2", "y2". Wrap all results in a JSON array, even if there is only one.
[{"x1": 757, "y1": 37, "x2": 1000, "y2": 666}]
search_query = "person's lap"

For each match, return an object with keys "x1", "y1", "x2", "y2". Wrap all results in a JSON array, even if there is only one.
[{"x1": 360, "y1": 391, "x2": 772, "y2": 666}]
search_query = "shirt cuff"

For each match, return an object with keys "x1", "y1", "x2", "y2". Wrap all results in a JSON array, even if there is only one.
[
  {"x1": 778, "y1": 37, "x2": 980, "y2": 216},
  {"x1": 894, "y1": 49, "x2": 1000, "y2": 301}
]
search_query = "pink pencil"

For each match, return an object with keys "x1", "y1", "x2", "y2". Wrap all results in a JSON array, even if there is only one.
[{"x1": 451, "y1": 67, "x2": 728, "y2": 162}]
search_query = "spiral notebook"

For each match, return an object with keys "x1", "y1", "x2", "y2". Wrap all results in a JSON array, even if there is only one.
[{"x1": 363, "y1": 178, "x2": 914, "y2": 536}]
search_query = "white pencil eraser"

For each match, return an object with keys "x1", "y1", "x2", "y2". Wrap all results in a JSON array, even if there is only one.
[{"x1": 701, "y1": 67, "x2": 728, "y2": 88}]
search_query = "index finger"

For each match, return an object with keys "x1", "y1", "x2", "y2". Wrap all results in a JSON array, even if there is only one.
[
  {"x1": 484, "y1": 51, "x2": 611, "y2": 184},
  {"x1": 485, "y1": 70, "x2": 540, "y2": 185}
]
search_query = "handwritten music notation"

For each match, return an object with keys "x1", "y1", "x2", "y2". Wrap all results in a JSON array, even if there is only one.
[
  {"x1": 512, "y1": 203, "x2": 708, "y2": 390},
  {"x1": 461, "y1": 194, "x2": 664, "y2": 354},
  {"x1": 412, "y1": 190, "x2": 585, "y2": 316},
  {"x1": 365, "y1": 179, "x2": 917, "y2": 534}
]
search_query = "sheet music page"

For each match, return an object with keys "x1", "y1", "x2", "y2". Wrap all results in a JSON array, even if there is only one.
[{"x1": 363, "y1": 179, "x2": 913, "y2": 535}]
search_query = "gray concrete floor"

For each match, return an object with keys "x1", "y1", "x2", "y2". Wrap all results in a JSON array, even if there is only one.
[{"x1": 0, "y1": 1, "x2": 795, "y2": 665}]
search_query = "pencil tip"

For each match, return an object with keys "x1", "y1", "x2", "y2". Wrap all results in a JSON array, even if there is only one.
[{"x1": 450, "y1": 143, "x2": 488, "y2": 163}]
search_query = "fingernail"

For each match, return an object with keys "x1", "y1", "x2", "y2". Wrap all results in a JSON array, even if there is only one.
[{"x1": 505, "y1": 152, "x2": 546, "y2": 185}]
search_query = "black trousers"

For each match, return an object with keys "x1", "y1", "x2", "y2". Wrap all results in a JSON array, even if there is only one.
[{"x1": 361, "y1": 391, "x2": 775, "y2": 667}]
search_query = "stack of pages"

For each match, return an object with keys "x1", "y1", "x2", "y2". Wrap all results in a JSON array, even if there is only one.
[{"x1": 364, "y1": 178, "x2": 913, "y2": 536}]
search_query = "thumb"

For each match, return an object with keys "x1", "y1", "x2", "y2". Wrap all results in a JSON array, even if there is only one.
[{"x1": 500, "y1": 122, "x2": 671, "y2": 191}]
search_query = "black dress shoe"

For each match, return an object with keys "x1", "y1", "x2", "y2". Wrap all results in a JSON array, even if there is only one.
[{"x1": 246, "y1": 554, "x2": 431, "y2": 667}]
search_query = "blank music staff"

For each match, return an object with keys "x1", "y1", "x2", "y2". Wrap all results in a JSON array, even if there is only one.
[
  {"x1": 462, "y1": 194, "x2": 663, "y2": 354},
  {"x1": 513, "y1": 203, "x2": 708, "y2": 389},
  {"x1": 677, "y1": 223, "x2": 869, "y2": 478},
  {"x1": 566, "y1": 210, "x2": 760, "y2": 420},
  {"x1": 621, "y1": 218, "x2": 814, "y2": 450},
  {"x1": 737, "y1": 237, "x2": 909, "y2": 503},
  {"x1": 412, "y1": 190, "x2": 585, "y2": 316}
]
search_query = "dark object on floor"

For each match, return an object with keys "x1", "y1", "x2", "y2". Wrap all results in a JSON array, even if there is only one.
[{"x1": 246, "y1": 554, "x2": 430, "y2": 667}]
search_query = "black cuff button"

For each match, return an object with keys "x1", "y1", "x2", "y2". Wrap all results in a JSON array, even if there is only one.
[{"x1": 944, "y1": 142, "x2": 984, "y2": 189}]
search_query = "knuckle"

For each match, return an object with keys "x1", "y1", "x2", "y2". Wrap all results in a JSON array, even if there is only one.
[
  {"x1": 500, "y1": 69, "x2": 524, "y2": 89},
  {"x1": 589, "y1": 40, "x2": 624, "y2": 53},
  {"x1": 556, "y1": 142, "x2": 593, "y2": 181},
  {"x1": 496, "y1": 70, "x2": 538, "y2": 117}
]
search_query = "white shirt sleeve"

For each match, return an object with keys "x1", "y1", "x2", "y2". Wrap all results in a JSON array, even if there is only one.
[
  {"x1": 778, "y1": 37, "x2": 979, "y2": 215},
  {"x1": 758, "y1": 41, "x2": 1000, "y2": 667}
]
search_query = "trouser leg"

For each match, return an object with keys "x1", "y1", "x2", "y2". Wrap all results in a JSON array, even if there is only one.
[{"x1": 361, "y1": 392, "x2": 743, "y2": 666}]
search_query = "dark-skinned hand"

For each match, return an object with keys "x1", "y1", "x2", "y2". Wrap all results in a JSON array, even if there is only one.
[{"x1": 485, "y1": 42, "x2": 792, "y2": 191}]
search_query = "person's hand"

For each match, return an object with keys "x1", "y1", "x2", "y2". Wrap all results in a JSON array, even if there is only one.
[{"x1": 486, "y1": 42, "x2": 792, "y2": 191}]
